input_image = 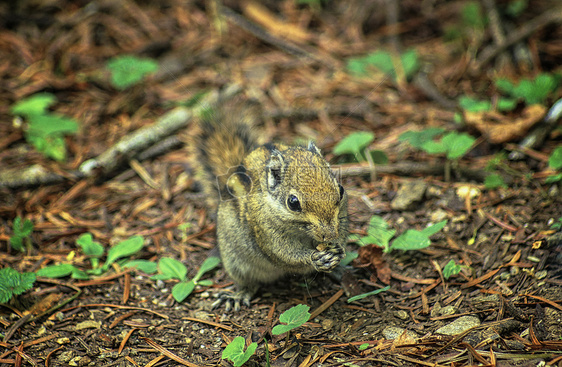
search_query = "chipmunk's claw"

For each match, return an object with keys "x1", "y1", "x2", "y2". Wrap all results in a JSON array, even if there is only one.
[
  {"x1": 211, "y1": 289, "x2": 252, "y2": 312},
  {"x1": 312, "y1": 246, "x2": 345, "y2": 272}
]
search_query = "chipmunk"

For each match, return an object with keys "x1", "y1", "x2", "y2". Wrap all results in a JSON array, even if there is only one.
[{"x1": 193, "y1": 100, "x2": 348, "y2": 311}]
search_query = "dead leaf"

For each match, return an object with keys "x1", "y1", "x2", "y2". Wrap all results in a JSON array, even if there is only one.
[
  {"x1": 355, "y1": 245, "x2": 391, "y2": 284},
  {"x1": 464, "y1": 104, "x2": 546, "y2": 143}
]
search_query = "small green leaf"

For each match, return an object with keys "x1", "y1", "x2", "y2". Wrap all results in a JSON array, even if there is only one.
[
  {"x1": 548, "y1": 146, "x2": 562, "y2": 170},
  {"x1": 77, "y1": 233, "x2": 105, "y2": 258},
  {"x1": 366, "y1": 51, "x2": 395, "y2": 77},
  {"x1": 123, "y1": 260, "x2": 158, "y2": 274},
  {"x1": 443, "y1": 260, "x2": 462, "y2": 279},
  {"x1": 420, "y1": 220, "x2": 447, "y2": 237},
  {"x1": 106, "y1": 55, "x2": 158, "y2": 90},
  {"x1": 27, "y1": 114, "x2": 79, "y2": 137},
  {"x1": 36, "y1": 264, "x2": 77, "y2": 278},
  {"x1": 347, "y1": 285, "x2": 391, "y2": 303},
  {"x1": 462, "y1": 1, "x2": 486, "y2": 29},
  {"x1": 0, "y1": 268, "x2": 36, "y2": 303},
  {"x1": 495, "y1": 78, "x2": 515, "y2": 95},
  {"x1": 194, "y1": 256, "x2": 221, "y2": 282},
  {"x1": 158, "y1": 257, "x2": 188, "y2": 281},
  {"x1": 506, "y1": 0, "x2": 527, "y2": 17},
  {"x1": 421, "y1": 140, "x2": 447, "y2": 155},
  {"x1": 458, "y1": 96, "x2": 491, "y2": 113},
  {"x1": 369, "y1": 149, "x2": 388, "y2": 164},
  {"x1": 497, "y1": 98, "x2": 517, "y2": 111},
  {"x1": 197, "y1": 279, "x2": 214, "y2": 286},
  {"x1": 400, "y1": 49, "x2": 420, "y2": 80},
  {"x1": 391, "y1": 230, "x2": 430, "y2": 251},
  {"x1": 17, "y1": 218, "x2": 34, "y2": 237},
  {"x1": 10, "y1": 217, "x2": 33, "y2": 252},
  {"x1": 172, "y1": 280, "x2": 195, "y2": 302},
  {"x1": 272, "y1": 304, "x2": 311, "y2": 335},
  {"x1": 16, "y1": 272, "x2": 36, "y2": 295},
  {"x1": 359, "y1": 343, "x2": 370, "y2": 351},
  {"x1": 484, "y1": 173, "x2": 507, "y2": 189},
  {"x1": 545, "y1": 173, "x2": 562, "y2": 183},
  {"x1": 104, "y1": 236, "x2": 144, "y2": 269},
  {"x1": 364, "y1": 216, "x2": 396, "y2": 251},
  {"x1": 441, "y1": 132, "x2": 475, "y2": 159},
  {"x1": 9, "y1": 236, "x2": 24, "y2": 252},
  {"x1": 333, "y1": 132, "x2": 375, "y2": 161},
  {"x1": 71, "y1": 268, "x2": 90, "y2": 280},
  {"x1": 222, "y1": 336, "x2": 258, "y2": 367},
  {"x1": 11, "y1": 93, "x2": 57, "y2": 117},
  {"x1": 340, "y1": 251, "x2": 359, "y2": 267},
  {"x1": 399, "y1": 128, "x2": 445, "y2": 149}
]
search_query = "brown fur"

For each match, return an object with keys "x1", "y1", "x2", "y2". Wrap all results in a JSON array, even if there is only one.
[{"x1": 193, "y1": 102, "x2": 349, "y2": 307}]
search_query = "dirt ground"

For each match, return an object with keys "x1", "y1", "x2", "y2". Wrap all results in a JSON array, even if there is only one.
[{"x1": 1, "y1": 0, "x2": 561, "y2": 366}]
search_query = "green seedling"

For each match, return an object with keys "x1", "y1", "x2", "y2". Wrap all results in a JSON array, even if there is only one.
[
  {"x1": 546, "y1": 146, "x2": 562, "y2": 183},
  {"x1": 77, "y1": 233, "x2": 104, "y2": 270},
  {"x1": 505, "y1": 0, "x2": 528, "y2": 17},
  {"x1": 106, "y1": 55, "x2": 158, "y2": 90},
  {"x1": 461, "y1": 1, "x2": 487, "y2": 29},
  {"x1": 484, "y1": 173, "x2": 507, "y2": 189},
  {"x1": 359, "y1": 343, "x2": 370, "y2": 351},
  {"x1": 222, "y1": 336, "x2": 258, "y2": 367},
  {"x1": 444, "y1": 1, "x2": 487, "y2": 46},
  {"x1": 347, "y1": 285, "x2": 391, "y2": 303},
  {"x1": 496, "y1": 73, "x2": 560, "y2": 106},
  {"x1": 399, "y1": 128, "x2": 445, "y2": 149},
  {"x1": 11, "y1": 93, "x2": 79, "y2": 161},
  {"x1": 333, "y1": 131, "x2": 374, "y2": 162},
  {"x1": 10, "y1": 216, "x2": 33, "y2": 252},
  {"x1": 551, "y1": 217, "x2": 562, "y2": 230},
  {"x1": 333, "y1": 131, "x2": 387, "y2": 165},
  {"x1": 0, "y1": 268, "x2": 36, "y2": 304},
  {"x1": 272, "y1": 304, "x2": 311, "y2": 335},
  {"x1": 443, "y1": 260, "x2": 463, "y2": 279},
  {"x1": 459, "y1": 95, "x2": 516, "y2": 113},
  {"x1": 351, "y1": 216, "x2": 447, "y2": 253},
  {"x1": 420, "y1": 132, "x2": 475, "y2": 160},
  {"x1": 401, "y1": 129, "x2": 476, "y2": 163},
  {"x1": 347, "y1": 49, "x2": 420, "y2": 83},
  {"x1": 153, "y1": 256, "x2": 220, "y2": 302},
  {"x1": 36, "y1": 234, "x2": 145, "y2": 280},
  {"x1": 123, "y1": 260, "x2": 158, "y2": 274},
  {"x1": 421, "y1": 131, "x2": 476, "y2": 181}
]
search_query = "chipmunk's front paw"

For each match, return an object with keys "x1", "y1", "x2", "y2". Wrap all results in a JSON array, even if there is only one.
[{"x1": 311, "y1": 246, "x2": 345, "y2": 272}]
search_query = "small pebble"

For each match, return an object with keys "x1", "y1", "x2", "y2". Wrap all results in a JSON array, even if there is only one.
[{"x1": 436, "y1": 316, "x2": 480, "y2": 335}]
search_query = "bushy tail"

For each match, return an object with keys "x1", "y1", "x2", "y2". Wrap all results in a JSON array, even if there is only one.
[{"x1": 194, "y1": 102, "x2": 259, "y2": 207}]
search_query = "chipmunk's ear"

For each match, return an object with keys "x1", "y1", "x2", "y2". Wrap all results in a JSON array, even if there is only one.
[
  {"x1": 307, "y1": 141, "x2": 321, "y2": 155},
  {"x1": 266, "y1": 150, "x2": 284, "y2": 192}
]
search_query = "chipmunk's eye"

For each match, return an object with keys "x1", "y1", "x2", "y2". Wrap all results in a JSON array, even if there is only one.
[
  {"x1": 338, "y1": 184, "x2": 345, "y2": 200},
  {"x1": 287, "y1": 194, "x2": 301, "y2": 212}
]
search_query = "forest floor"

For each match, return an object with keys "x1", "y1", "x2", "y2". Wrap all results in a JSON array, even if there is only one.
[{"x1": 0, "y1": 0, "x2": 561, "y2": 366}]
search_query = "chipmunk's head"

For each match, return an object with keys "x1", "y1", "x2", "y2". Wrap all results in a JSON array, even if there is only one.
[{"x1": 263, "y1": 141, "x2": 348, "y2": 243}]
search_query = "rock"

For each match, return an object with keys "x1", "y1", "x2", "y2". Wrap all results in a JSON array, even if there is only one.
[
  {"x1": 436, "y1": 316, "x2": 481, "y2": 335},
  {"x1": 382, "y1": 326, "x2": 418, "y2": 341},
  {"x1": 439, "y1": 306, "x2": 457, "y2": 316},
  {"x1": 391, "y1": 180, "x2": 428, "y2": 210},
  {"x1": 430, "y1": 208, "x2": 448, "y2": 223}
]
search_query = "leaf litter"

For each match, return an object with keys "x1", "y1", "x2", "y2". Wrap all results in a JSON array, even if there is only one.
[{"x1": 0, "y1": 0, "x2": 561, "y2": 366}]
